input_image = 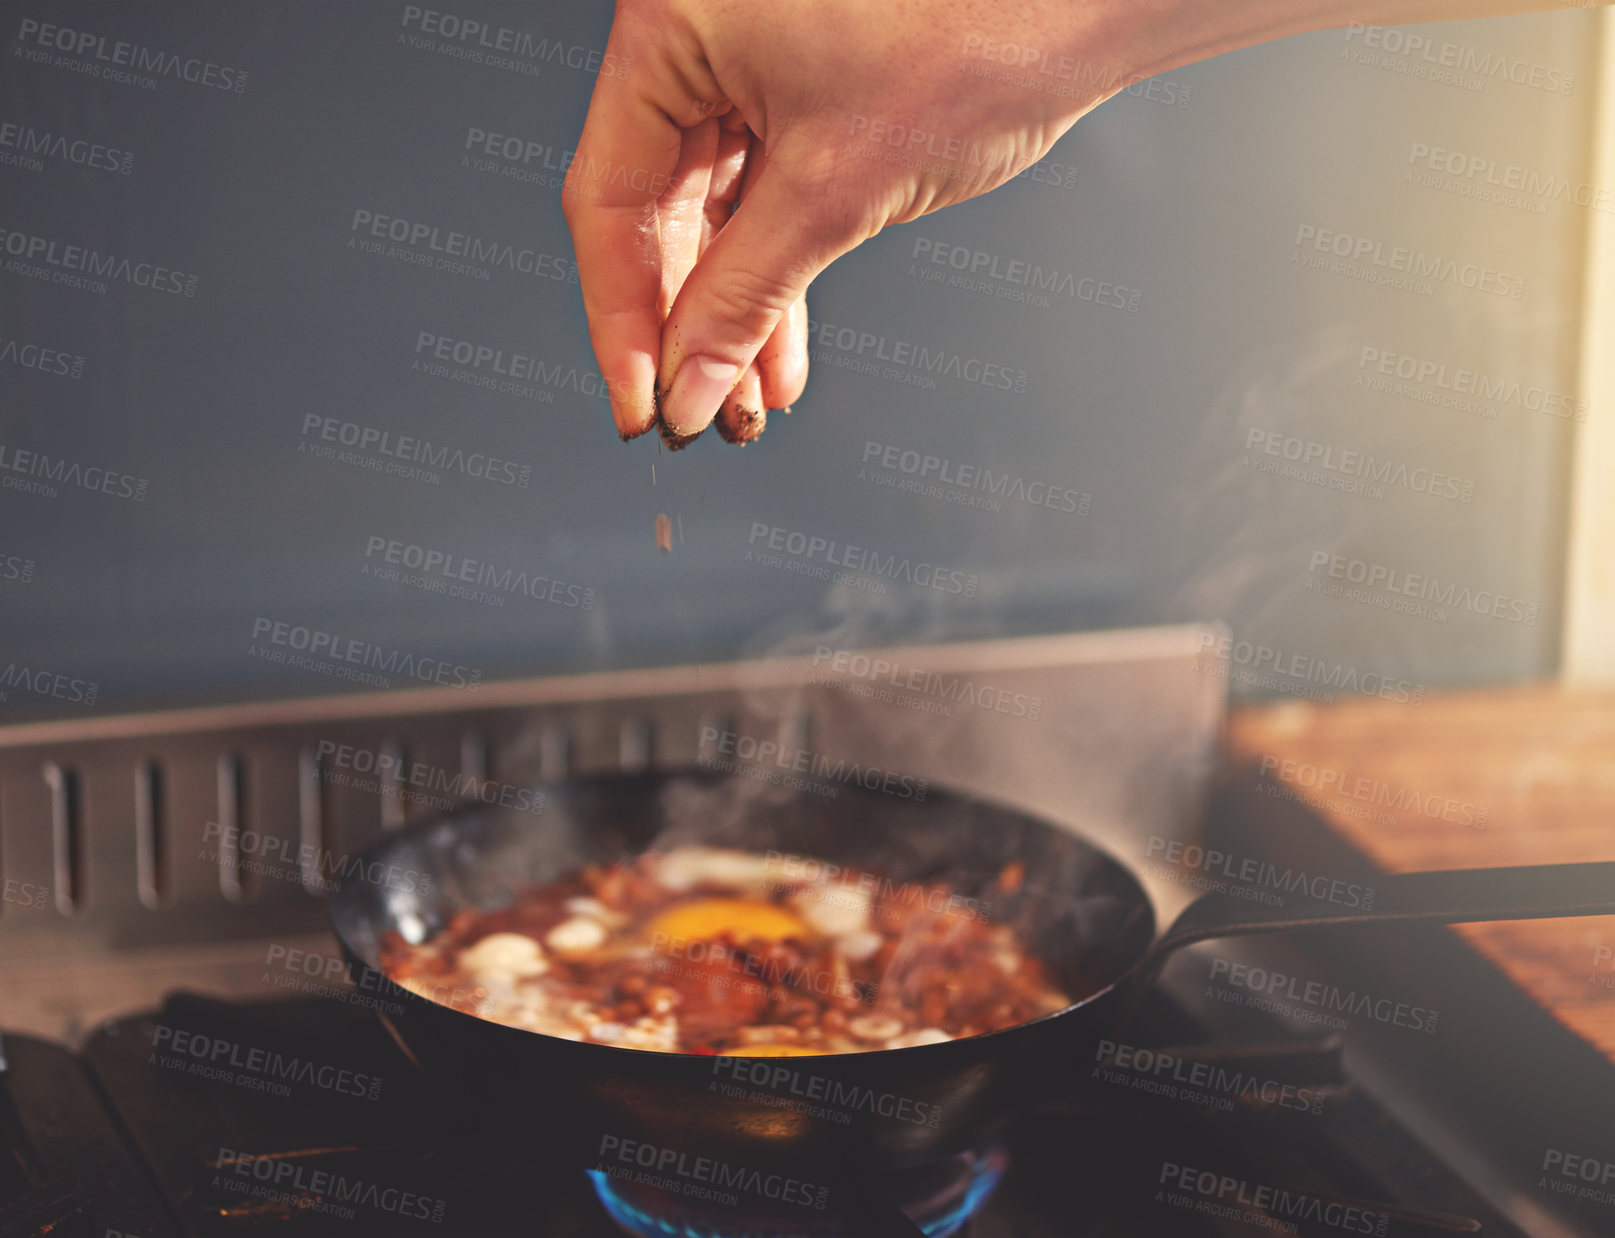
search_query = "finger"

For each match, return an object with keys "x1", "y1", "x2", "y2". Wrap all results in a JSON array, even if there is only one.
[
  {"x1": 715, "y1": 361, "x2": 767, "y2": 444},
  {"x1": 756, "y1": 295, "x2": 809, "y2": 411},
  {"x1": 562, "y1": 56, "x2": 684, "y2": 442},
  {"x1": 725, "y1": 136, "x2": 806, "y2": 415},
  {"x1": 702, "y1": 112, "x2": 753, "y2": 249},
  {"x1": 658, "y1": 162, "x2": 864, "y2": 438},
  {"x1": 649, "y1": 114, "x2": 755, "y2": 451},
  {"x1": 656, "y1": 117, "x2": 719, "y2": 321}
]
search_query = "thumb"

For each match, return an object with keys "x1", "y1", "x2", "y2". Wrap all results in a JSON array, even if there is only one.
[{"x1": 658, "y1": 163, "x2": 863, "y2": 437}]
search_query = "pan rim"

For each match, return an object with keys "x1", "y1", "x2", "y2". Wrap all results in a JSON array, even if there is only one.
[{"x1": 329, "y1": 768, "x2": 1158, "y2": 1062}]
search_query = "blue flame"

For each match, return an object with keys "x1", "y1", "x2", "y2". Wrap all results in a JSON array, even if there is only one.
[{"x1": 587, "y1": 1151, "x2": 1005, "y2": 1238}]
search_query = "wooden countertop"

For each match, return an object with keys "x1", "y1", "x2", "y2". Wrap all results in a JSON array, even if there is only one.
[{"x1": 1228, "y1": 683, "x2": 1615, "y2": 1065}]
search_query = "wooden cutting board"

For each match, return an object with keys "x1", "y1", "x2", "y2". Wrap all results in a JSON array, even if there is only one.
[{"x1": 1228, "y1": 684, "x2": 1615, "y2": 1064}]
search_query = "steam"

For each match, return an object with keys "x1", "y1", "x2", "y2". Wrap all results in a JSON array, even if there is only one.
[
  {"x1": 480, "y1": 533, "x2": 1149, "y2": 1015},
  {"x1": 625, "y1": 590, "x2": 1146, "y2": 1009},
  {"x1": 1153, "y1": 324, "x2": 1367, "y2": 632}
]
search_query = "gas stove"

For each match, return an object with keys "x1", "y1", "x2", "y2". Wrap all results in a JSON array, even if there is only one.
[
  {"x1": 1, "y1": 962, "x2": 1550, "y2": 1237},
  {"x1": 1, "y1": 627, "x2": 1609, "y2": 1236}
]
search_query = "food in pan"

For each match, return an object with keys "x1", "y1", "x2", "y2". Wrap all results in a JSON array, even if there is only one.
[{"x1": 379, "y1": 847, "x2": 1070, "y2": 1055}]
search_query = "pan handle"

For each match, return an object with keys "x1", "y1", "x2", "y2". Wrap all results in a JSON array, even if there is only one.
[
  {"x1": 1144, "y1": 860, "x2": 1615, "y2": 971},
  {"x1": 1109, "y1": 861, "x2": 1615, "y2": 1030}
]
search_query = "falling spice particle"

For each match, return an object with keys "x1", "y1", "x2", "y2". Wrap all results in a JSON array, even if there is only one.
[{"x1": 655, "y1": 513, "x2": 672, "y2": 554}]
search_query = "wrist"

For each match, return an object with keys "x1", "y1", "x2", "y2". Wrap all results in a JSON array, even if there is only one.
[{"x1": 1080, "y1": 0, "x2": 1370, "y2": 86}]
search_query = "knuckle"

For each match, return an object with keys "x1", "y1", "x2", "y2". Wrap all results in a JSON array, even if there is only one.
[
  {"x1": 782, "y1": 147, "x2": 843, "y2": 199},
  {"x1": 784, "y1": 157, "x2": 876, "y2": 246},
  {"x1": 701, "y1": 267, "x2": 799, "y2": 333}
]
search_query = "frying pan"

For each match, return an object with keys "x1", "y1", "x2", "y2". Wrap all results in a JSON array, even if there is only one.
[{"x1": 328, "y1": 771, "x2": 1615, "y2": 1223}]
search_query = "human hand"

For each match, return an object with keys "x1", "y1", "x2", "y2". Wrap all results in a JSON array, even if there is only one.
[
  {"x1": 562, "y1": 0, "x2": 1143, "y2": 447},
  {"x1": 562, "y1": 0, "x2": 1594, "y2": 448}
]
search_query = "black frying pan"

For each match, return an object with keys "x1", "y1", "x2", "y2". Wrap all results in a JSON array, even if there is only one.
[{"x1": 327, "y1": 771, "x2": 1615, "y2": 1219}]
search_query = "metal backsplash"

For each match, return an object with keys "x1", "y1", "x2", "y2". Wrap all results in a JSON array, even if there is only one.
[{"x1": 0, "y1": 625, "x2": 1226, "y2": 963}]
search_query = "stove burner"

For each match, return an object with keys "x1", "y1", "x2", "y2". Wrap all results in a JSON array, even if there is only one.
[
  {"x1": 588, "y1": 1142, "x2": 1008, "y2": 1238},
  {"x1": 0, "y1": 988, "x2": 1545, "y2": 1237}
]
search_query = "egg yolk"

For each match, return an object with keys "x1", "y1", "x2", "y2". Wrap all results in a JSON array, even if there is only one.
[{"x1": 646, "y1": 897, "x2": 807, "y2": 944}]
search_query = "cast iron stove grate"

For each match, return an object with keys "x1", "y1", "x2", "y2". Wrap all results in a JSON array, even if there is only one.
[{"x1": 0, "y1": 987, "x2": 1519, "y2": 1238}]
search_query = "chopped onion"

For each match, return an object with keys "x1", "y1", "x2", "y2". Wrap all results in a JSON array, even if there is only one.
[
  {"x1": 848, "y1": 1014, "x2": 906, "y2": 1042},
  {"x1": 546, "y1": 917, "x2": 608, "y2": 954},
  {"x1": 460, "y1": 932, "x2": 548, "y2": 979},
  {"x1": 888, "y1": 1028, "x2": 953, "y2": 1049}
]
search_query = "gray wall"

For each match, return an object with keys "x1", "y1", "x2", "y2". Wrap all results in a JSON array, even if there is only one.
[{"x1": 0, "y1": 1, "x2": 1599, "y2": 720}]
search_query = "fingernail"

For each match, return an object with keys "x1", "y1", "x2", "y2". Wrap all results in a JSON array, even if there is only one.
[
  {"x1": 664, "y1": 355, "x2": 740, "y2": 434},
  {"x1": 715, "y1": 406, "x2": 767, "y2": 445},
  {"x1": 656, "y1": 418, "x2": 702, "y2": 451},
  {"x1": 612, "y1": 350, "x2": 658, "y2": 440},
  {"x1": 652, "y1": 383, "x2": 702, "y2": 451}
]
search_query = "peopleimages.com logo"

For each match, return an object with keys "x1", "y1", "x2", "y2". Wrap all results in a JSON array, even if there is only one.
[
  {"x1": 809, "y1": 645, "x2": 1042, "y2": 719},
  {"x1": 1406, "y1": 142, "x2": 1613, "y2": 215},
  {"x1": 349, "y1": 209, "x2": 576, "y2": 281},
  {"x1": 362, "y1": 535, "x2": 594, "y2": 611},
  {"x1": 0, "y1": 225, "x2": 198, "y2": 296},
  {"x1": 0, "y1": 443, "x2": 147, "y2": 502},
  {"x1": 908, "y1": 237, "x2": 1141, "y2": 312},
  {"x1": 201, "y1": 817, "x2": 434, "y2": 894},
  {"x1": 1539, "y1": 1148, "x2": 1615, "y2": 1206},
  {"x1": 0, "y1": 120, "x2": 133, "y2": 174},
  {"x1": 400, "y1": 5, "x2": 627, "y2": 78},
  {"x1": 958, "y1": 32, "x2": 1194, "y2": 107},
  {"x1": 1356, "y1": 345, "x2": 1588, "y2": 421},
  {"x1": 0, "y1": 553, "x2": 35, "y2": 584},
  {"x1": 0, "y1": 334, "x2": 86, "y2": 377},
  {"x1": 764, "y1": 850, "x2": 992, "y2": 923},
  {"x1": 1208, "y1": 958, "x2": 1439, "y2": 1034},
  {"x1": 412, "y1": 331, "x2": 617, "y2": 402},
  {"x1": 808, "y1": 317, "x2": 1028, "y2": 393},
  {"x1": 746, "y1": 522, "x2": 979, "y2": 597},
  {"x1": 13, "y1": 17, "x2": 249, "y2": 92},
  {"x1": 262, "y1": 944, "x2": 412, "y2": 1017},
  {"x1": 709, "y1": 1053, "x2": 943, "y2": 1128},
  {"x1": 1197, "y1": 632, "x2": 1426, "y2": 705},
  {"x1": 1291, "y1": 224, "x2": 1525, "y2": 299},
  {"x1": 860, "y1": 442, "x2": 1088, "y2": 515},
  {"x1": 595, "y1": 1135, "x2": 829, "y2": 1210},
  {"x1": 2, "y1": 878, "x2": 48, "y2": 910},
  {"x1": 1159, "y1": 1161, "x2": 1390, "y2": 1235},
  {"x1": 214, "y1": 1147, "x2": 446, "y2": 1223},
  {"x1": 1592, "y1": 943, "x2": 1615, "y2": 990},
  {"x1": 1243, "y1": 429, "x2": 1475, "y2": 503},
  {"x1": 248, "y1": 617, "x2": 482, "y2": 691},
  {"x1": 1306, "y1": 551, "x2": 1538, "y2": 625},
  {"x1": 1342, "y1": 22, "x2": 1575, "y2": 95},
  {"x1": 0, "y1": 660, "x2": 98, "y2": 706},
  {"x1": 1095, "y1": 1040, "x2": 1327, "y2": 1115},
  {"x1": 1146, "y1": 836, "x2": 1376, "y2": 909},
  {"x1": 315, "y1": 738, "x2": 547, "y2": 817},
  {"x1": 1258, "y1": 754, "x2": 1488, "y2": 828},
  {"x1": 697, "y1": 726, "x2": 929, "y2": 801},
  {"x1": 298, "y1": 415, "x2": 531, "y2": 488},
  {"x1": 150, "y1": 1025, "x2": 382, "y2": 1099}
]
